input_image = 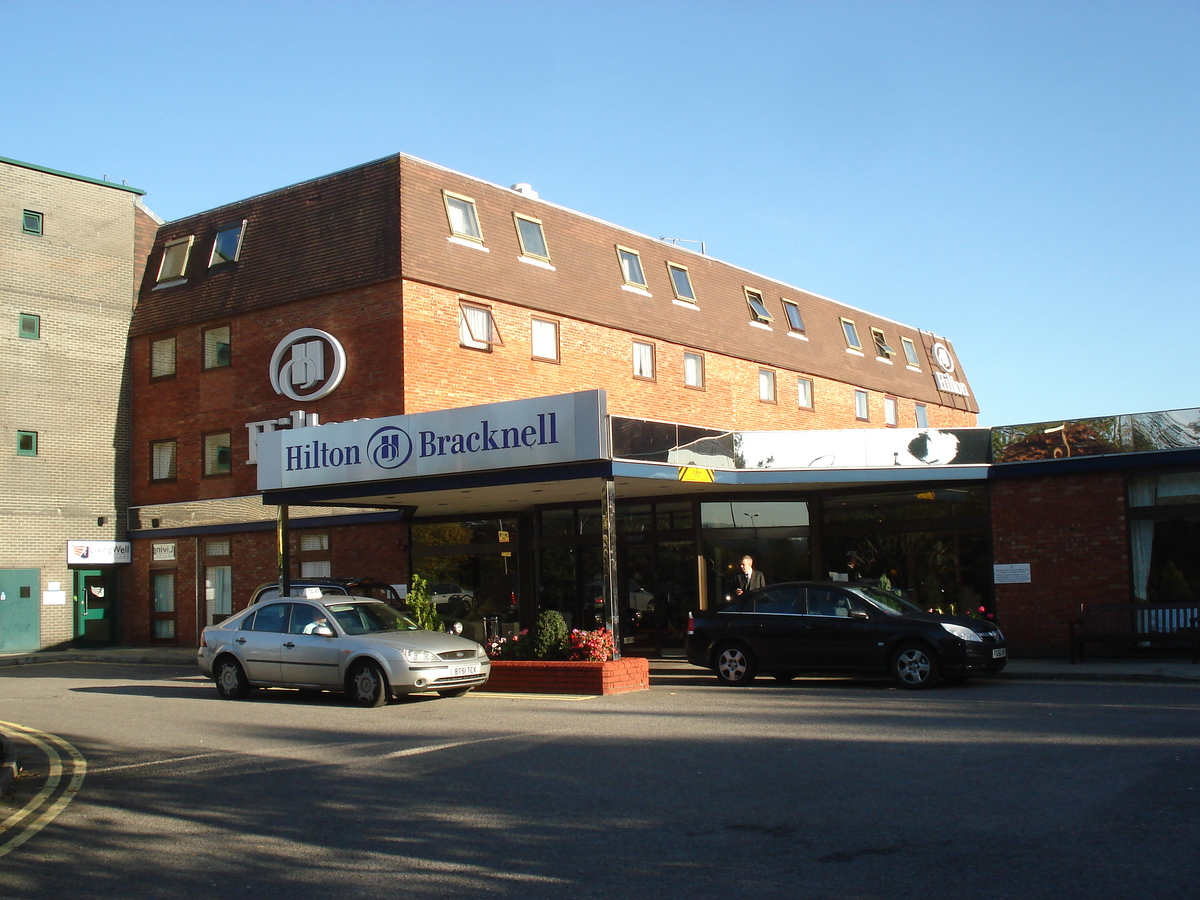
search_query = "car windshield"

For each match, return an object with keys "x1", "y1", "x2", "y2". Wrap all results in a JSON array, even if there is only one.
[
  {"x1": 847, "y1": 585, "x2": 926, "y2": 617},
  {"x1": 326, "y1": 601, "x2": 421, "y2": 635}
]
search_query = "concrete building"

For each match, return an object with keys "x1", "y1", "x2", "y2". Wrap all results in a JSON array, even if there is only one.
[{"x1": 0, "y1": 155, "x2": 157, "y2": 652}]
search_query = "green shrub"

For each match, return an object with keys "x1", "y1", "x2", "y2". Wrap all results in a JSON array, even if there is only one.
[
  {"x1": 531, "y1": 609, "x2": 569, "y2": 660},
  {"x1": 407, "y1": 574, "x2": 442, "y2": 631}
]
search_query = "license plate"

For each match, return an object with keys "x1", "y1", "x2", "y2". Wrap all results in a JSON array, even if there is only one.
[
  {"x1": 993, "y1": 648, "x2": 1007, "y2": 659},
  {"x1": 452, "y1": 665, "x2": 480, "y2": 677}
]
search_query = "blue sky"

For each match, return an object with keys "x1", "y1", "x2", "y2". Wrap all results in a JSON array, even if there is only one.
[{"x1": 6, "y1": 1, "x2": 1197, "y2": 426}]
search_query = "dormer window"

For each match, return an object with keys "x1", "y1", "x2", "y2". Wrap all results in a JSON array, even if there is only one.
[
  {"x1": 209, "y1": 220, "x2": 246, "y2": 266},
  {"x1": 745, "y1": 289, "x2": 773, "y2": 325}
]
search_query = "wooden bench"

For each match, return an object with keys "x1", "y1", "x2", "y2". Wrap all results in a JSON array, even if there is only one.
[{"x1": 1070, "y1": 602, "x2": 1200, "y2": 664}]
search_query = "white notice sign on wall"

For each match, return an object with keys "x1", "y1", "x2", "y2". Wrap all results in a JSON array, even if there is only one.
[{"x1": 993, "y1": 563, "x2": 1032, "y2": 584}]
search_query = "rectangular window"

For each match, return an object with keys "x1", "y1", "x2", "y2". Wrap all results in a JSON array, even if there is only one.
[
  {"x1": 19, "y1": 313, "x2": 40, "y2": 340},
  {"x1": 531, "y1": 317, "x2": 559, "y2": 361},
  {"x1": 151, "y1": 336, "x2": 176, "y2": 378},
  {"x1": 299, "y1": 533, "x2": 329, "y2": 552},
  {"x1": 206, "y1": 539, "x2": 231, "y2": 557},
  {"x1": 203, "y1": 325, "x2": 231, "y2": 369},
  {"x1": 460, "y1": 304, "x2": 502, "y2": 350},
  {"x1": 798, "y1": 377, "x2": 814, "y2": 409},
  {"x1": 22, "y1": 210, "x2": 43, "y2": 235},
  {"x1": 781, "y1": 300, "x2": 805, "y2": 334},
  {"x1": 667, "y1": 263, "x2": 696, "y2": 302},
  {"x1": 745, "y1": 289, "x2": 773, "y2": 324},
  {"x1": 684, "y1": 352, "x2": 705, "y2": 388},
  {"x1": 841, "y1": 318, "x2": 862, "y2": 350},
  {"x1": 885, "y1": 396, "x2": 898, "y2": 427},
  {"x1": 443, "y1": 191, "x2": 483, "y2": 242},
  {"x1": 872, "y1": 328, "x2": 895, "y2": 359},
  {"x1": 17, "y1": 431, "x2": 38, "y2": 456},
  {"x1": 902, "y1": 337, "x2": 921, "y2": 368},
  {"x1": 209, "y1": 220, "x2": 246, "y2": 266},
  {"x1": 300, "y1": 560, "x2": 332, "y2": 578},
  {"x1": 206, "y1": 565, "x2": 233, "y2": 618},
  {"x1": 915, "y1": 403, "x2": 929, "y2": 428},
  {"x1": 632, "y1": 341, "x2": 655, "y2": 380},
  {"x1": 157, "y1": 236, "x2": 194, "y2": 282},
  {"x1": 855, "y1": 390, "x2": 870, "y2": 421},
  {"x1": 514, "y1": 214, "x2": 550, "y2": 261},
  {"x1": 617, "y1": 246, "x2": 647, "y2": 288},
  {"x1": 151, "y1": 440, "x2": 177, "y2": 481},
  {"x1": 759, "y1": 369, "x2": 777, "y2": 403},
  {"x1": 204, "y1": 432, "x2": 232, "y2": 476}
]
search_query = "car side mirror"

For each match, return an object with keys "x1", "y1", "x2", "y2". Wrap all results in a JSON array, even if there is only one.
[
  {"x1": 849, "y1": 609, "x2": 870, "y2": 620},
  {"x1": 313, "y1": 624, "x2": 335, "y2": 637}
]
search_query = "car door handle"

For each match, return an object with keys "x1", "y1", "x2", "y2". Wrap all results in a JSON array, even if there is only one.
[
  {"x1": 283, "y1": 642, "x2": 295, "y2": 649},
  {"x1": 234, "y1": 637, "x2": 246, "y2": 644}
]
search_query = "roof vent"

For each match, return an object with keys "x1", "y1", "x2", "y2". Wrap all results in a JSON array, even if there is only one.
[{"x1": 511, "y1": 183, "x2": 538, "y2": 199}]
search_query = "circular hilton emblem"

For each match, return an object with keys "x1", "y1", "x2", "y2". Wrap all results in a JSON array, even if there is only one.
[
  {"x1": 931, "y1": 342, "x2": 955, "y2": 374},
  {"x1": 367, "y1": 426, "x2": 413, "y2": 470},
  {"x1": 269, "y1": 328, "x2": 347, "y2": 401}
]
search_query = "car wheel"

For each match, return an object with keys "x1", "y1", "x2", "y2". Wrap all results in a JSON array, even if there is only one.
[
  {"x1": 437, "y1": 687, "x2": 472, "y2": 698},
  {"x1": 714, "y1": 644, "x2": 757, "y2": 685},
  {"x1": 347, "y1": 661, "x2": 389, "y2": 708},
  {"x1": 215, "y1": 657, "x2": 250, "y2": 700},
  {"x1": 891, "y1": 643, "x2": 939, "y2": 689}
]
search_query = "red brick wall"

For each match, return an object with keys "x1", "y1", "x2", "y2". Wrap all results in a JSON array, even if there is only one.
[
  {"x1": 991, "y1": 471, "x2": 1130, "y2": 655},
  {"x1": 124, "y1": 522, "x2": 406, "y2": 647},
  {"x1": 402, "y1": 281, "x2": 977, "y2": 432}
]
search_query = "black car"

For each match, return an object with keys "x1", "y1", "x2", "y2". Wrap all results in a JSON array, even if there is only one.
[{"x1": 686, "y1": 581, "x2": 1006, "y2": 689}]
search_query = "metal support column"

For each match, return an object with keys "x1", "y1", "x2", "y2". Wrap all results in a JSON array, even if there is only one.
[
  {"x1": 277, "y1": 505, "x2": 291, "y2": 598},
  {"x1": 601, "y1": 477, "x2": 620, "y2": 659}
]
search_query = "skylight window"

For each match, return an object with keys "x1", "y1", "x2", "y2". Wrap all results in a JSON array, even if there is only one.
[
  {"x1": 514, "y1": 215, "x2": 550, "y2": 261},
  {"x1": 841, "y1": 318, "x2": 862, "y2": 350},
  {"x1": 157, "y1": 236, "x2": 194, "y2": 282},
  {"x1": 781, "y1": 300, "x2": 805, "y2": 334},
  {"x1": 745, "y1": 289, "x2": 773, "y2": 324},
  {"x1": 872, "y1": 328, "x2": 896, "y2": 359},
  {"x1": 901, "y1": 337, "x2": 921, "y2": 368},
  {"x1": 667, "y1": 263, "x2": 696, "y2": 302},
  {"x1": 617, "y1": 246, "x2": 647, "y2": 288},
  {"x1": 443, "y1": 191, "x2": 483, "y2": 242},
  {"x1": 209, "y1": 220, "x2": 246, "y2": 266}
]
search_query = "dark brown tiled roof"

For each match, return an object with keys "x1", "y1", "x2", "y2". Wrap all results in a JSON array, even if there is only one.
[
  {"x1": 131, "y1": 156, "x2": 400, "y2": 336},
  {"x1": 398, "y1": 156, "x2": 976, "y2": 412}
]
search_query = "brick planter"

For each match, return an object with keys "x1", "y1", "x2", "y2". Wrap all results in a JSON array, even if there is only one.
[{"x1": 478, "y1": 657, "x2": 650, "y2": 695}]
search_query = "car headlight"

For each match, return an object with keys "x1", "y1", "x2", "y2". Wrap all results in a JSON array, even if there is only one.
[
  {"x1": 401, "y1": 648, "x2": 442, "y2": 663},
  {"x1": 941, "y1": 623, "x2": 983, "y2": 642}
]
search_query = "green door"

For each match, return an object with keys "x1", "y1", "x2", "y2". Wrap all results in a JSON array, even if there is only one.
[
  {"x1": 0, "y1": 569, "x2": 41, "y2": 653},
  {"x1": 75, "y1": 569, "x2": 114, "y2": 645}
]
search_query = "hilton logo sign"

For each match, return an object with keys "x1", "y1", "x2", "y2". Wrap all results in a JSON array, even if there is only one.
[{"x1": 931, "y1": 342, "x2": 970, "y2": 398}]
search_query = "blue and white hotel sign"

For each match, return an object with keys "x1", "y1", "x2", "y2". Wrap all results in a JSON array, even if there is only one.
[{"x1": 257, "y1": 390, "x2": 608, "y2": 491}]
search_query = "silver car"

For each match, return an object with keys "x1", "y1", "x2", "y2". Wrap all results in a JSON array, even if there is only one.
[{"x1": 197, "y1": 594, "x2": 490, "y2": 707}]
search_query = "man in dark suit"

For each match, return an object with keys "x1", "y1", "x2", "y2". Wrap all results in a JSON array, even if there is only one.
[{"x1": 736, "y1": 555, "x2": 766, "y2": 595}]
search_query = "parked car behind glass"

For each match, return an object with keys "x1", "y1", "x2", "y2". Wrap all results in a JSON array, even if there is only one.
[
  {"x1": 686, "y1": 581, "x2": 1006, "y2": 689},
  {"x1": 197, "y1": 594, "x2": 489, "y2": 707}
]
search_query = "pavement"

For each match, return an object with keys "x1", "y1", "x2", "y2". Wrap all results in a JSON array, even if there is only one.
[{"x1": 2, "y1": 645, "x2": 1198, "y2": 798}]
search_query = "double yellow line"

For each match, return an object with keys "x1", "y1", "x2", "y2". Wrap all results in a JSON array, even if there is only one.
[{"x1": 0, "y1": 721, "x2": 86, "y2": 858}]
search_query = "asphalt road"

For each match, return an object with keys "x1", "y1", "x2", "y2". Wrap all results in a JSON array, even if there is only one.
[{"x1": 2, "y1": 663, "x2": 1199, "y2": 900}]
